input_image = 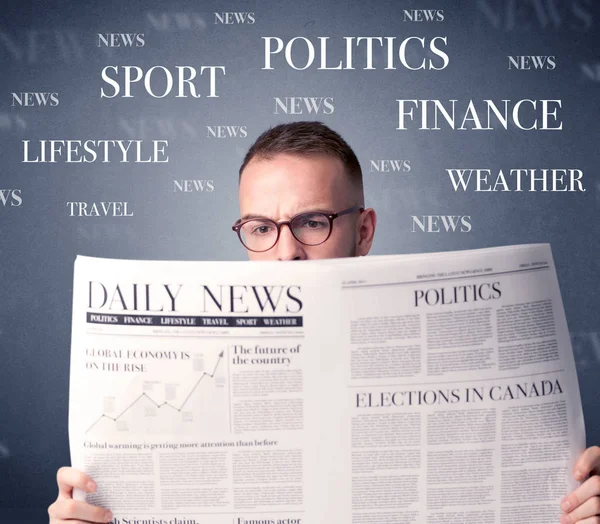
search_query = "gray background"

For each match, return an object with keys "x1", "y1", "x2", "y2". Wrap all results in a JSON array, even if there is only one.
[{"x1": 1, "y1": 0, "x2": 599, "y2": 521}]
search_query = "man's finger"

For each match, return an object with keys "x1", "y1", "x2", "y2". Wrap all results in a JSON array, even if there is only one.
[
  {"x1": 561, "y1": 475, "x2": 600, "y2": 513},
  {"x1": 50, "y1": 520, "x2": 98, "y2": 524},
  {"x1": 56, "y1": 467, "x2": 97, "y2": 499},
  {"x1": 573, "y1": 446, "x2": 600, "y2": 481},
  {"x1": 52, "y1": 521, "x2": 95, "y2": 524},
  {"x1": 560, "y1": 495, "x2": 600, "y2": 523},
  {"x1": 49, "y1": 498, "x2": 112, "y2": 523},
  {"x1": 572, "y1": 517, "x2": 600, "y2": 524}
]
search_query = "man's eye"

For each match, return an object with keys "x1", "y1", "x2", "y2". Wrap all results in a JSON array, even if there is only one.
[
  {"x1": 299, "y1": 219, "x2": 327, "y2": 229},
  {"x1": 251, "y1": 225, "x2": 274, "y2": 235}
]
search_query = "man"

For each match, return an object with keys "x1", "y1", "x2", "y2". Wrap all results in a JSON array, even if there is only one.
[
  {"x1": 49, "y1": 121, "x2": 599, "y2": 523},
  {"x1": 233, "y1": 120, "x2": 376, "y2": 261}
]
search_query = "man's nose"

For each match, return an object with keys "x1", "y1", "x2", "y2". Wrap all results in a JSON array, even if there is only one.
[{"x1": 275, "y1": 224, "x2": 306, "y2": 261}]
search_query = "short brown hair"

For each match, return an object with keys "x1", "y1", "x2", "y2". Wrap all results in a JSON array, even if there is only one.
[{"x1": 239, "y1": 121, "x2": 363, "y2": 192}]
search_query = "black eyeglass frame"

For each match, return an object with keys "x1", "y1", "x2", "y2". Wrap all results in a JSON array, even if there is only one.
[{"x1": 232, "y1": 205, "x2": 365, "y2": 252}]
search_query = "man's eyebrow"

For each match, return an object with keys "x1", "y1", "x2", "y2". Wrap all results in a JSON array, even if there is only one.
[
  {"x1": 240, "y1": 208, "x2": 334, "y2": 222},
  {"x1": 240, "y1": 213, "x2": 269, "y2": 221}
]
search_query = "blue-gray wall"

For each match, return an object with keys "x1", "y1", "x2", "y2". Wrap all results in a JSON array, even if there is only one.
[{"x1": 1, "y1": 0, "x2": 599, "y2": 521}]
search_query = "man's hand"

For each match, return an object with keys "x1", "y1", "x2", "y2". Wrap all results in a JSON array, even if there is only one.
[
  {"x1": 561, "y1": 446, "x2": 600, "y2": 523},
  {"x1": 48, "y1": 467, "x2": 112, "y2": 523}
]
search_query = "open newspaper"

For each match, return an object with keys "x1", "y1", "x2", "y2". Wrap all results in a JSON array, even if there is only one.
[{"x1": 69, "y1": 243, "x2": 586, "y2": 524}]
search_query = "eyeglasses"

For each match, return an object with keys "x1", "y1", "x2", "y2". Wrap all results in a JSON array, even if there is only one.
[{"x1": 232, "y1": 205, "x2": 364, "y2": 252}]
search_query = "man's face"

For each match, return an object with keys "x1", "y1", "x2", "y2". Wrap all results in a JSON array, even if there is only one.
[{"x1": 238, "y1": 153, "x2": 373, "y2": 260}]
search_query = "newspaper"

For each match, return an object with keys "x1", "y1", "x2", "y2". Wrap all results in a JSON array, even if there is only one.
[{"x1": 69, "y1": 243, "x2": 585, "y2": 524}]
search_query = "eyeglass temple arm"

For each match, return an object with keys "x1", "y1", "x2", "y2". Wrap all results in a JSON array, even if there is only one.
[{"x1": 332, "y1": 205, "x2": 365, "y2": 218}]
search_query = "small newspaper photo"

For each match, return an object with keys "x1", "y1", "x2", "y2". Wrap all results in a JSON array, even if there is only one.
[{"x1": 68, "y1": 243, "x2": 586, "y2": 524}]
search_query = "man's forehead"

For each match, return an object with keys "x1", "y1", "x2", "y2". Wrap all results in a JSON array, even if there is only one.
[{"x1": 238, "y1": 153, "x2": 349, "y2": 214}]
